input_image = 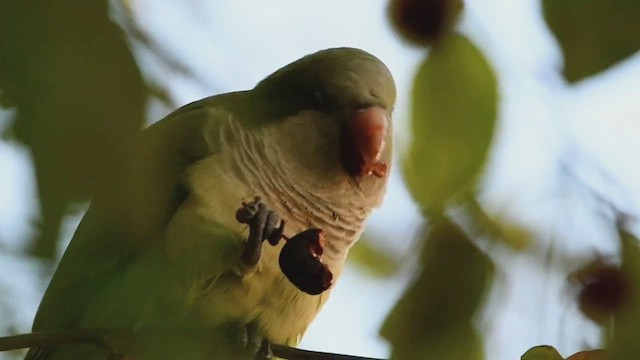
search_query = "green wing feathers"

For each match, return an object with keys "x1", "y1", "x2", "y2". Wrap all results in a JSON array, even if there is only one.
[{"x1": 26, "y1": 97, "x2": 243, "y2": 359}]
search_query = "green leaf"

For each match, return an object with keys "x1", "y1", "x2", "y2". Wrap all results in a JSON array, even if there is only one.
[
  {"x1": 521, "y1": 345, "x2": 564, "y2": 360},
  {"x1": 0, "y1": 2, "x2": 146, "y2": 260},
  {"x1": 403, "y1": 32, "x2": 497, "y2": 213},
  {"x1": 464, "y1": 198, "x2": 533, "y2": 251},
  {"x1": 349, "y1": 236, "x2": 399, "y2": 277},
  {"x1": 609, "y1": 225, "x2": 640, "y2": 360},
  {"x1": 381, "y1": 217, "x2": 494, "y2": 360},
  {"x1": 543, "y1": 0, "x2": 640, "y2": 83}
]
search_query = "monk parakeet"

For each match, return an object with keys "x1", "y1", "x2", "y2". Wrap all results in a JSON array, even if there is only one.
[{"x1": 25, "y1": 47, "x2": 396, "y2": 359}]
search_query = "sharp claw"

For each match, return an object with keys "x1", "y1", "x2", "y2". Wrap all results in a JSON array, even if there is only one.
[
  {"x1": 267, "y1": 219, "x2": 285, "y2": 246},
  {"x1": 235, "y1": 208, "x2": 253, "y2": 223},
  {"x1": 236, "y1": 197, "x2": 263, "y2": 223},
  {"x1": 235, "y1": 198, "x2": 332, "y2": 296},
  {"x1": 263, "y1": 211, "x2": 278, "y2": 237}
]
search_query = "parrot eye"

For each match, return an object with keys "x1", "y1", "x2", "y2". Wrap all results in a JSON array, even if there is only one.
[
  {"x1": 311, "y1": 90, "x2": 337, "y2": 113},
  {"x1": 313, "y1": 91, "x2": 323, "y2": 104},
  {"x1": 312, "y1": 90, "x2": 328, "y2": 110}
]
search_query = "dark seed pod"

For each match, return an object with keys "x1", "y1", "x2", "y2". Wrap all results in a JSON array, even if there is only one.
[
  {"x1": 279, "y1": 229, "x2": 333, "y2": 295},
  {"x1": 570, "y1": 260, "x2": 630, "y2": 325},
  {"x1": 388, "y1": 0, "x2": 464, "y2": 47}
]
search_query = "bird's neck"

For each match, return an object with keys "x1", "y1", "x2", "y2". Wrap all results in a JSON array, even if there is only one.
[{"x1": 228, "y1": 113, "x2": 388, "y2": 267}]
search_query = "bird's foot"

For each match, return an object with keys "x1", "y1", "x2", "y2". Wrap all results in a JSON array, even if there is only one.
[
  {"x1": 236, "y1": 196, "x2": 285, "y2": 266},
  {"x1": 246, "y1": 323, "x2": 273, "y2": 360},
  {"x1": 230, "y1": 322, "x2": 272, "y2": 360},
  {"x1": 256, "y1": 339, "x2": 273, "y2": 360},
  {"x1": 235, "y1": 197, "x2": 333, "y2": 295}
]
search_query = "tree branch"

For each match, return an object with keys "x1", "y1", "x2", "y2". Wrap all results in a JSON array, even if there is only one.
[
  {"x1": 271, "y1": 343, "x2": 385, "y2": 360},
  {"x1": 0, "y1": 329, "x2": 386, "y2": 360}
]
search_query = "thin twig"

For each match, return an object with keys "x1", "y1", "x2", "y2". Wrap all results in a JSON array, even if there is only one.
[
  {"x1": 0, "y1": 329, "x2": 386, "y2": 360},
  {"x1": 0, "y1": 329, "x2": 126, "y2": 356},
  {"x1": 271, "y1": 343, "x2": 385, "y2": 360},
  {"x1": 0, "y1": 329, "x2": 101, "y2": 351}
]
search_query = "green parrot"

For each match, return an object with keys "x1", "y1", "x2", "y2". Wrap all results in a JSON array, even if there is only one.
[{"x1": 25, "y1": 47, "x2": 396, "y2": 359}]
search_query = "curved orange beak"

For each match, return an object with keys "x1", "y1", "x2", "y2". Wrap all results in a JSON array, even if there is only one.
[{"x1": 340, "y1": 106, "x2": 389, "y2": 178}]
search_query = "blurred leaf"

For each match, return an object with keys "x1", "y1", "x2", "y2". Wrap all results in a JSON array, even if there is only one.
[
  {"x1": 349, "y1": 236, "x2": 399, "y2": 277},
  {"x1": 543, "y1": 0, "x2": 640, "y2": 83},
  {"x1": 493, "y1": 220, "x2": 534, "y2": 251},
  {"x1": 403, "y1": 32, "x2": 497, "y2": 213},
  {"x1": 464, "y1": 198, "x2": 533, "y2": 251},
  {"x1": 0, "y1": 1, "x2": 146, "y2": 259},
  {"x1": 381, "y1": 217, "x2": 494, "y2": 360},
  {"x1": 567, "y1": 349, "x2": 608, "y2": 360},
  {"x1": 609, "y1": 225, "x2": 640, "y2": 360},
  {"x1": 521, "y1": 345, "x2": 564, "y2": 360}
]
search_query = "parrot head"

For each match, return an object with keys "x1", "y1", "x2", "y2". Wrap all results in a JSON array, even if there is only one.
[{"x1": 252, "y1": 47, "x2": 396, "y2": 182}]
